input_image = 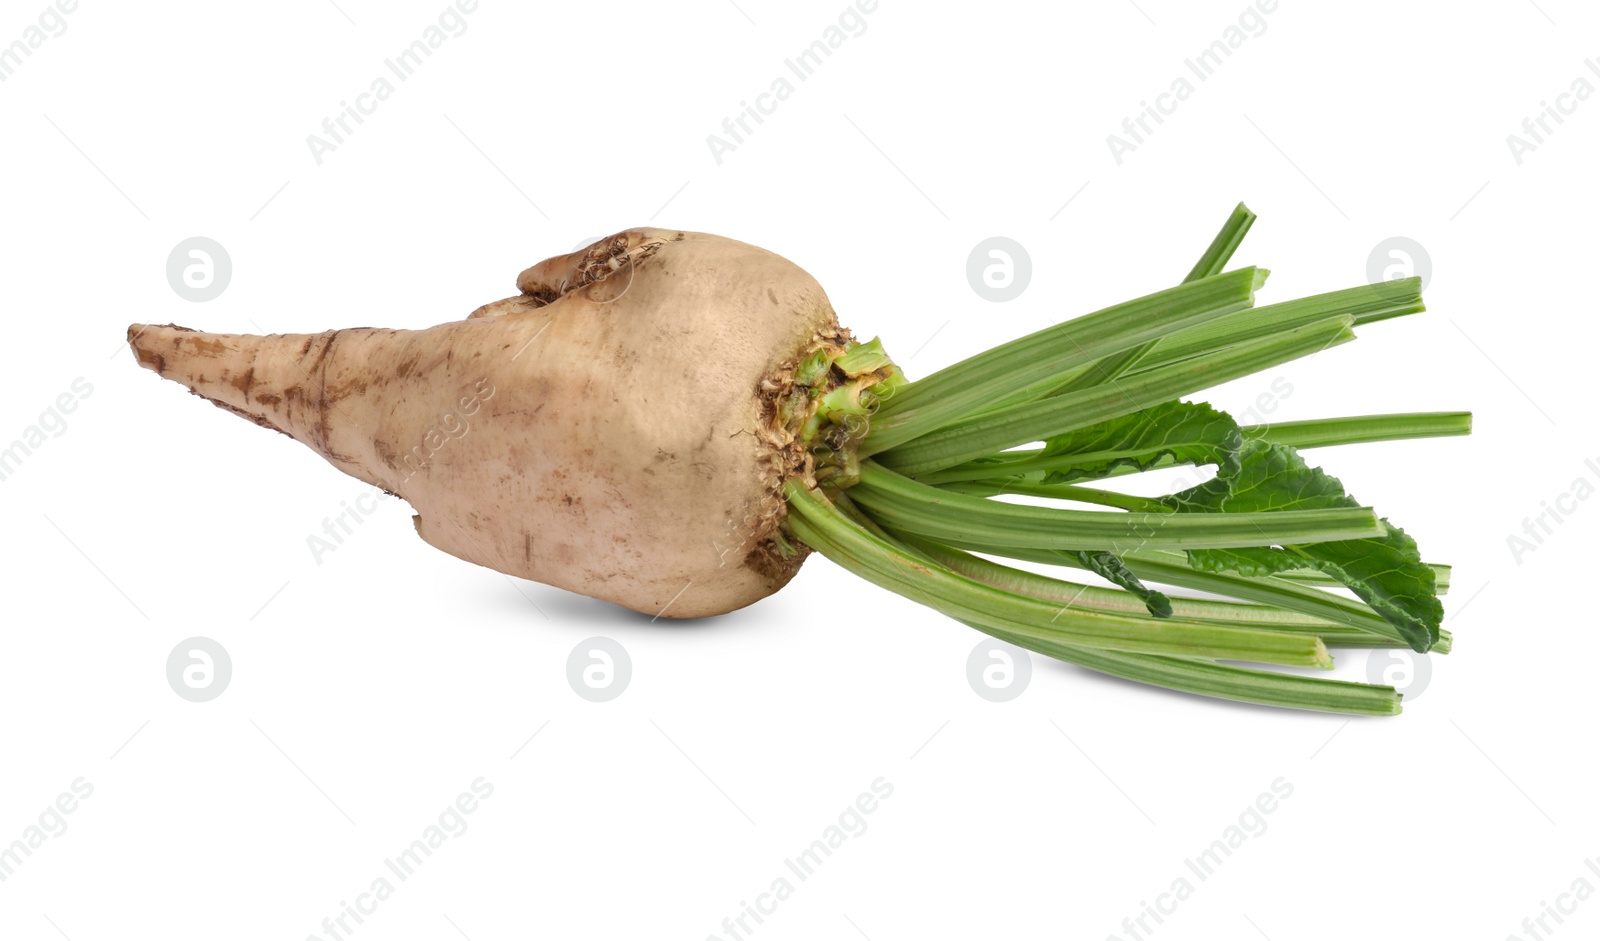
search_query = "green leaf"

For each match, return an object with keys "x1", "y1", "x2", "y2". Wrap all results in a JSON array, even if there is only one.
[
  {"x1": 1038, "y1": 400, "x2": 1243, "y2": 485},
  {"x1": 1071, "y1": 550, "x2": 1173, "y2": 618},
  {"x1": 1159, "y1": 439, "x2": 1443, "y2": 651}
]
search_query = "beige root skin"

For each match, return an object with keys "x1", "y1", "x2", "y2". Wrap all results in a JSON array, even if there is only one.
[{"x1": 128, "y1": 229, "x2": 843, "y2": 617}]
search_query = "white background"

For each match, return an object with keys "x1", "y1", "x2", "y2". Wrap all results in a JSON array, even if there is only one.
[{"x1": 0, "y1": 1, "x2": 1593, "y2": 939}]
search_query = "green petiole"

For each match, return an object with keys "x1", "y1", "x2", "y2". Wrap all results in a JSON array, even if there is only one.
[
  {"x1": 848, "y1": 460, "x2": 1382, "y2": 552},
  {"x1": 866, "y1": 267, "x2": 1267, "y2": 449},
  {"x1": 872, "y1": 316, "x2": 1355, "y2": 477},
  {"x1": 1247, "y1": 411, "x2": 1473, "y2": 449},
  {"x1": 784, "y1": 479, "x2": 1334, "y2": 667}
]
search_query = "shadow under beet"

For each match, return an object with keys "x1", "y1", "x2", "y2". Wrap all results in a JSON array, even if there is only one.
[{"x1": 481, "y1": 575, "x2": 776, "y2": 635}]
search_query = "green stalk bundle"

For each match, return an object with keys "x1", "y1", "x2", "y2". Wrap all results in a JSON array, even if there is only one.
[{"x1": 781, "y1": 204, "x2": 1467, "y2": 715}]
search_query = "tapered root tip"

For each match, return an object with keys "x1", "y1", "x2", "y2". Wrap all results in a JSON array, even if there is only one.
[
  {"x1": 127, "y1": 323, "x2": 192, "y2": 375},
  {"x1": 123, "y1": 321, "x2": 388, "y2": 488},
  {"x1": 123, "y1": 322, "x2": 291, "y2": 437}
]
